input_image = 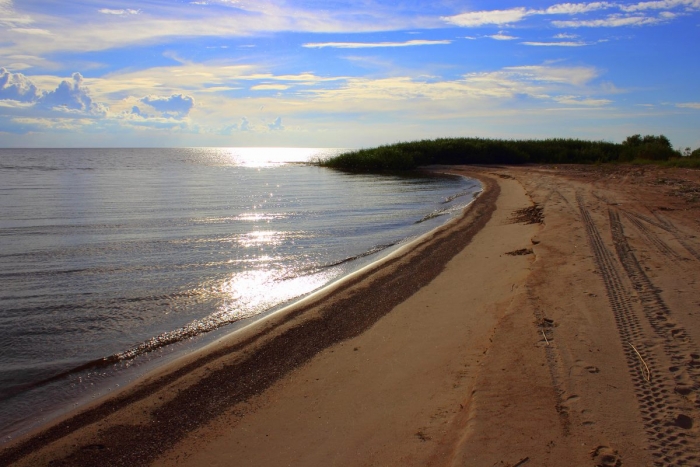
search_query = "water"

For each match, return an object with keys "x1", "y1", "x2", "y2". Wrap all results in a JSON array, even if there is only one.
[{"x1": 0, "y1": 147, "x2": 480, "y2": 441}]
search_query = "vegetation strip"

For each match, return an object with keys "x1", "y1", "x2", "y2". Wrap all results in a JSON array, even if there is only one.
[{"x1": 319, "y1": 135, "x2": 699, "y2": 172}]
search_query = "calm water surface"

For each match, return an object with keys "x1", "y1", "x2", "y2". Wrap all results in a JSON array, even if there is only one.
[{"x1": 0, "y1": 147, "x2": 480, "y2": 441}]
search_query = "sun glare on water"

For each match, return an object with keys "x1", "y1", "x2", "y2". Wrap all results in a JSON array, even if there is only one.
[{"x1": 221, "y1": 147, "x2": 331, "y2": 167}]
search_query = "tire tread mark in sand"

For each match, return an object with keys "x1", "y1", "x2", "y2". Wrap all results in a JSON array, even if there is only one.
[
  {"x1": 577, "y1": 194, "x2": 698, "y2": 466},
  {"x1": 650, "y1": 211, "x2": 700, "y2": 262},
  {"x1": 610, "y1": 209, "x2": 700, "y2": 408},
  {"x1": 623, "y1": 212, "x2": 685, "y2": 261},
  {"x1": 628, "y1": 211, "x2": 675, "y2": 234}
]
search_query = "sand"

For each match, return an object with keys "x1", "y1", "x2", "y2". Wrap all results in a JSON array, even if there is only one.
[{"x1": 3, "y1": 164, "x2": 700, "y2": 466}]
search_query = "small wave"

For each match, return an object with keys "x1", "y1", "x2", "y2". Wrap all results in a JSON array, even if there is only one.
[
  {"x1": 0, "y1": 165, "x2": 95, "y2": 171},
  {"x1": 415, "y1": 209, "x2": 449, "y2": 224},
  {"x1": 315, "y1": 242, "x2": 398, "y2": 270},
  {"x1": 0, "y1": 290, "x2": 206, "y2": 317},
  {"x1": 0, "y1": 268, "x2": 90, "y2": 278},
  {"x1": 442, "y1": 190, "x2": 472, "y2": 204},
  {"x1": 0, "y1": 307, "x2": 241, "y2": 400}
]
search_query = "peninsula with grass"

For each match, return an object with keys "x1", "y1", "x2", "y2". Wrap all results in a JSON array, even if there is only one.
[{"x1": 320, "y1": 135, "x2": 700, "y2": 172}]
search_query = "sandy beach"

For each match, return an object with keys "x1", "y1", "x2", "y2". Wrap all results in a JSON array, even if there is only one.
[{"x1": 3, "y1": 164, "x2": 700, "y2": 467}]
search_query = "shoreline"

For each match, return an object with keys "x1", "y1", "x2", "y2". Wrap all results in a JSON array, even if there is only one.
[
  {"x1": 0, "y1": 168, "x2": 479, "y2": 446},
  {"x1": 0, "y1": 171, "x2": 498, "y2": 466},
  {"x1": 5, "y1": 163, "x2": 700, "y2": 466}
]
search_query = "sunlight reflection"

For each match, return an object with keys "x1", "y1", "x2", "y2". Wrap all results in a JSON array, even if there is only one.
[
  {"x1": 188, "y1": 147, "x2": 344, "y2": 167},
  {"x1": 237, "y1": 230, "x2": 285, "y2": 247},
  {"x1": 222, "y1": 147, "x2": 328, "y2": 167},
  {"x1": 216, "y1": 268, "x2": 334, "y2": 321}
]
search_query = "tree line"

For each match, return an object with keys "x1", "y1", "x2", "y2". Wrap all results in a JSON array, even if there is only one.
[{"x1": 319, "y1": 135, "x2": 700, "y2": 172}]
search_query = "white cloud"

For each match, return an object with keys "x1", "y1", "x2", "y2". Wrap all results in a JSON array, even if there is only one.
[
  {"x1": 1, "y1": 0, "x2": 696, "y2": 62},
  {"x1": 554, "y1": 33, "x2": 580, "y2": 38},
  {"x1": 140, "y1": 94, "x2": 194, "y2": 118},
  {"x1": 37, "y1": 72, "x2": 107, "y2": 115},
  {"x1": 302, "y1": 39, "x2": 451, "y2": 48},
  {"x1": 267, "y1": 116, "x2": 283, "y2": 130},
  {"x1": 98, "y1": 9, "x2": 140, "y2": 15},
  {"x1": 442, "y1": 8, "x2": 529, "y2": 27},
  {"x1": 444, "y1": 1, "x2": 700, "y2": 29},
  {"x1": 543, "y1": 2, "x2": 616, "y2": 14},
  {"x1": 251, "y1": 84, "x2": 290, "y2": 91},
  {"x1": 552, "y1": 14, "x2": 662, "y2": 27},
  {"x1": 0, "y1": 67, "x2": 40, "y2": 102},
  {"x1": 487, "y1": 33, "x2": 519, "y2": 40},
  {"x1": 301, "y1": 64, "x2": 605, "y2": 109},
  {"x1": 554, "y1": 95, "x2": 612, "y2": 105},
  {"x1": 622, "y1": 0, "x2": 700, "y2": 12},
  {"x1": 503, "y1": 65, "x2": 600, "y2": 85},
  {"x1": 0, "y1": 0, "x2": 33, "y2": 27},
  {"x1": 522, "y1": 41, "x2": 588, "y2": 46},
  {"x1": 677, "y1": 102, "x2": 700, "y2": 109},
  {"x1": 0, "y1": 69, "x2": 111, "y2": 119},
  {"x1": 0, "y1": 2, "x2": 445, "y2": 57},
  {"x1": 9, "y1": 28, "x2": 51, "y2": 35}
]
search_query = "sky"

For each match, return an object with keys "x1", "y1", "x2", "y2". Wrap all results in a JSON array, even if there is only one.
[{"x1": 0, "y1": 0, "x2": 698, "y2": 149}]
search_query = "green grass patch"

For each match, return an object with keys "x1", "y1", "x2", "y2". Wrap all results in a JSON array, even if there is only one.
[{"x1": 318, "y1": 135, "x2": 697, "y2": 173}]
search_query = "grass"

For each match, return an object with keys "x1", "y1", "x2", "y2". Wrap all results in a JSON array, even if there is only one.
[{"x1": 318, "y1": 136, "x2": 697, "y2": 173}]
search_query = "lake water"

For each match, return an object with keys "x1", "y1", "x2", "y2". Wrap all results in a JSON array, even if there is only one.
[{"x1": 0, "y1": 147, "x2": 480, "y2": 441}]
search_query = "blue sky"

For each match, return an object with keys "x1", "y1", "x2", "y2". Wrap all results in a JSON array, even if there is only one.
[{"x1": 0, "y1": 0, "x2": 698, "y2": 149}]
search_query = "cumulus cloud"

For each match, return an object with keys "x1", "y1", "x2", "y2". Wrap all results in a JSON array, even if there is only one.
[
  {"x1": 303, "y1": 39, "x2": 452, "y2": 48},
  {"x1": 223, "y1": 116, "x2": 252, "y2": 132},
  {"x1": 240, "y1": 117, "x2": 250, "y2": 131},
  {"x1": 140, "y1": 94, "x2": 194, "y2": 117},
  {"x1": 0, "y1": 69, "x2": 108, "y2": 118},
  {"x1": 37, "y1": 72, "x2": 106, "y2": 115},
  {"x1": 267, "y1": 116, "x2": 283, "y2": 130},
  {"x1": 0, "y1": 67, "x2": 40, "y2": 102}
]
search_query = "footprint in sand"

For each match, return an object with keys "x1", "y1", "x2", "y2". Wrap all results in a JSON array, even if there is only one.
[{"x1": 590, "y1": 445, "x2": 622, "y2": 467}]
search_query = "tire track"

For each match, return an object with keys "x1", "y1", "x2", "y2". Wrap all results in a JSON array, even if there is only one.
[
  {"x1": 650, "y1": 211, "x2": 700, "y2": 262},
  {"x1": 610, "y1": 210, "x2": 700, "y2": 405},
  {"x1": 628, "y1": 211, "x2": 675, "y2": 233},
  {"x1": 577, "y1": 194, "x2": 699, "y2": 466},
  {"x1": 623, "y1": 212, "x2": 685, "y2": 262}
]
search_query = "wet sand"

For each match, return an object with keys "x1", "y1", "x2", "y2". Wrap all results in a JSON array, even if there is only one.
[{"x1": 3, "y1": 165, "x2": 700, "y2": 466}]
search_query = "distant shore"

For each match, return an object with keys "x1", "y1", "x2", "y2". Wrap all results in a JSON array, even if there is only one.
[{"x1": 4, "y1": 164, "x2": 700, "y2": 466}]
